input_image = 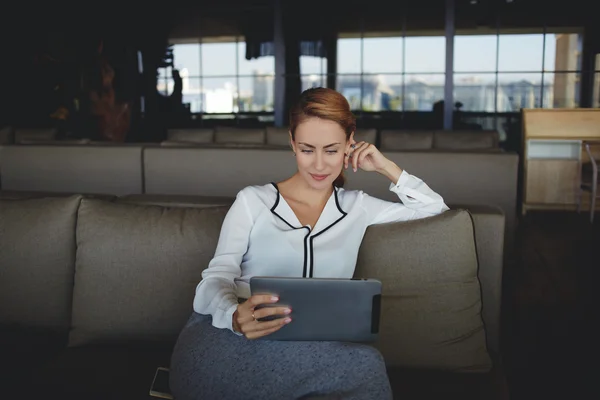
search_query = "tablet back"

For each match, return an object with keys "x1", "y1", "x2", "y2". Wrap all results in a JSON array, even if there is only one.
[{"x1": 250, "y1": 277, "x2": 382, "y2": 342}]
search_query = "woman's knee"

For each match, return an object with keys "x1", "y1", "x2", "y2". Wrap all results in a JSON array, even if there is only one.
[{"x1": 352, "y1": 345, "x2": 386, "y2": 368}]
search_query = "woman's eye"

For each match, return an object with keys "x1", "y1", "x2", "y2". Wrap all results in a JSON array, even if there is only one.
[
  {"x1": 301, "y1": 150, "x2": 313, "y2": 154},
  {"x1": 326, "y1": 150, "x2": 338, "y2": 154}
]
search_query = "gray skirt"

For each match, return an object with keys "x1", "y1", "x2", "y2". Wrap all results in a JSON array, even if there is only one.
[{"x1": 169, "y1": 312, "x2": 392, "y2": 400}]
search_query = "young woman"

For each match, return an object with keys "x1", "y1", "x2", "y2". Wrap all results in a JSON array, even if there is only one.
[{"x1": 170, "y1": 88, "x2": 449, "y2": 400}]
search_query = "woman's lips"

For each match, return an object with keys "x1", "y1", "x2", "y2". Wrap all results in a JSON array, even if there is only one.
[{"x1": 310, "y1": 174, "x2": 329, "y2": 181}]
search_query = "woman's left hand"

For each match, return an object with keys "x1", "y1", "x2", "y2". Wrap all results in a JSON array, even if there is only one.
[{"x1": 345, "y1": 140, "x2": 389, "y2": 173}]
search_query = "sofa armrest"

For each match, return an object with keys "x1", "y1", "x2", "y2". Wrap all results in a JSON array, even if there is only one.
[{"x1": 451, "y1": 204, "x2": 505, "y2": 355}]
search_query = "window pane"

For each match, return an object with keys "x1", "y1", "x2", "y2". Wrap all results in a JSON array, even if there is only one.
[
  {"x1": 454, "y1": 73, "x2": 497, "y2": 112},
  {"x1": 202, "y1": 77, "x2": 238, "y2": 113},
  {"x1": 454, "y1": 35, "x2": 497, "y2": 72},
  {"x1": 404, "y1": 74, "x2": 445, "y2": 111},
  {"x1": 544, "y1": 33, "x2": 581, "y2": 72},
  {"x1": 362, "y1": 74, "x2": 403, "y2": 111},
  {"x1": 238, "y1": 76, "x2": 274, "y2": 112},
  {"x1": 337, "y1": 39, "x2": 361, "y2": 73},
  {"x1": 179, "y1": 77, "x2": 201, "y2": 113},
  {"x1": 498, "y1": 34, "x2": 544, "y2": 72},
  {"x1": 405, "y1": 37, "x2": 445, "y2": 73},
  {"x1": 238, "y1": 42, "x2": 274, "y2": 76},
  {"x1": 496, "y1": 73, "x2": 543, "y2": 111},
  {"x1": 301, "y1": 75, "x2": 327, "y2": 91},
  {"x1": 543, "y1": 72, "x2": 580, "y2": 108},
  {"x1": 337, "y1": 75, "x2": 362, "y2": 109},
  {"x1": 156, "y1": 77, "x2": 173, "y2": 96},
  {"x1": 300, "y1": 56, "x2": 327, "y2": 75},
  {"x1": 202, "y1": 42, "x2": 237, "y2": 76},
  {"x1": 172, "y1": 44, "x2": 201, "y2": 76},
  {"x1": 158, "y1": 66, "x2": 172, "y2": 80},
  {"x1": 363, "y1": 37, "x2": 402, "y2": 73}
]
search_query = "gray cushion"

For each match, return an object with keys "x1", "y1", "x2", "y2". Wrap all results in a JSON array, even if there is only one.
[
  {"x1": 433, "y1": 130, "x2": 499, "y2": 150},
  {"x1": 355, "y1": 210, "x2": 492, "y2": 372},
  {"x1": 14, "y1": 128, "x2": 57, "y2": 143},
  {"x1": 117, "y1": 194, "x2": 235, "y2": 208},
  {"x1": 68, "y1": 199, "x2": 230, "y2": 346},
  {"x1": 167, "y1": 129, "x2": 214, "y2": 144},
  {"x1": 0, "y1": 145, "x2": 143, "y2": 195},
  {"x1": 0, "y1": 126, "x2": 13, "y2": 144},
  {"x1": 380, "y1": 130, "x2": 434, "y2": 150},
  {"x1": 266, "y1": 127, "x2": 290, "y2": 147},
  {"x1": 353, "y1": 128, "x2": 377, "y2": 144},
  {"x1": 214, "y1": 127, "x2": 265, "y2": 144},
  {"x1": 0, "y1": 196, "x2": 82, "y2": 332}
]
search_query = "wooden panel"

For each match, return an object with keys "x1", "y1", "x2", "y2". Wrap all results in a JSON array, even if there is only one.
[
  {"x1": 525, "y1": 160, "x2": 579, "y2": 205},
  {"x1": 523, "y1": 109, "x2": 600, "y2": 139}
]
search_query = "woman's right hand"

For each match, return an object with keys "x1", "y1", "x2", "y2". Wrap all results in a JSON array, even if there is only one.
[{"x1": 233, "y1": 295, "x2": 292, "y2": 339}]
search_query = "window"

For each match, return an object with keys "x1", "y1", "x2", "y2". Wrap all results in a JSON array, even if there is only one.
[
  {"x1": 337, "y1": 34, "x2": 445, "y2": 112},
  {"x1": 300, "y1": 56, "x2": 327, "y2": 91},
  {"x1": 452, "y1": 31, "x2": 582, "y2": 112},
  {"x1": 156, "y1": 39, "x2": 274, "y2": 113}
]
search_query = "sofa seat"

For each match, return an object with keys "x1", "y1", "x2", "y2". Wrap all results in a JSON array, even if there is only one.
[
  {"x1": 17, "y1": 344, "x2": 173, "y2": 400},
  {"x1": 1, "y1": 328, "x2": 67, "y2": 398},
  {"x1": 4, "y1": 340, "x2": 508, "y2": 400},
  {"x1": 387, "y1": 365, "x2": 508, "y2": 400},
  {"x1": 4, "y1": 347, "x2": 508, "y2": 400}
]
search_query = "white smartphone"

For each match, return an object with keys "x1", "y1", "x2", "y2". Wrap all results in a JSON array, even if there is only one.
[{"x1": 149, "y1": 367, "x2": 173, "y2": 399}]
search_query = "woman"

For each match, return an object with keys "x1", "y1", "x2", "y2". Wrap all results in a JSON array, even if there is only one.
[{"x1": 170, "y1": 88, "x2": 449, "y2": 400}]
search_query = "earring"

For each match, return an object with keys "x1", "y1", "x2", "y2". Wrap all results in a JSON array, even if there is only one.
[{"x1": 293, "y1": 152, "x2": 296, "y2": 157}]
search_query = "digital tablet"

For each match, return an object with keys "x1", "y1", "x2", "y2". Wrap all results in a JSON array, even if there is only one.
[{"x1": 249, "y1": 276, "x2": 382, "y2": 342}]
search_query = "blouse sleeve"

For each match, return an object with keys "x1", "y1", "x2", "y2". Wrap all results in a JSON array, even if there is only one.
[
  {"x1": 192, "y1": 189, "x2": 253, "y2": 333},
  {"x1": 362, "y1": 170, "x2": 450, "y2": 226}
]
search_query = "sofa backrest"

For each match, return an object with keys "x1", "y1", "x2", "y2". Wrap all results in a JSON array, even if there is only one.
[
  {"x1": 380, "y1": 130, "x2": 434, "y2": 150},
  {"x1": 143, "y1": 147, "x2": 297, "y2": 196},
  {"x1": 167, "y1": 128, "x2": 214, "y2": 144},
  {"x1": 0, "y1": 195, "x2": 504, "y2": 365},
  {"x1": 142, "y1": 147, "x2": 517, "y2": 236},
  {"x1": 433, "y1": 130, "x2": 499, "y2": 150},
  {"x1": 14, "y1": 128, "x2": 57, "y2": 144},
  {"x1": 0, "y1": 195, "x2": 82, "y2": 334},
  {"x1": 344, "y1": 150, "x2": 518, "y2": 243},
  {"x1": 0, "y1": 126, "x2": 13, "y2": 144},
  {"x1": 0, "y1": 145, "x2": 144, "y2": 195},
  {"x1": 380, "y1": 129, "x2": 500, "y2": 151},
  {"x1": 214, "y1": 127, "x2": 266, "y2": 144}
]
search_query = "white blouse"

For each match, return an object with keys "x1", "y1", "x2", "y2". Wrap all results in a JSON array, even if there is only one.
[{"x1": 193, "y1": 170, "x2": 449, "y2": 332}]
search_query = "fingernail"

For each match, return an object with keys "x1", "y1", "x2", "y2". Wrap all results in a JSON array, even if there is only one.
[
  {"x1": 271, "y1": 296, "x2": 279, "y2": 301},
  {"x1": 284, "y1": 308, "x2": 291, "y2": 314},
  {"x1": 284, "y1": 318, "x2": 292, "y2": 323}
]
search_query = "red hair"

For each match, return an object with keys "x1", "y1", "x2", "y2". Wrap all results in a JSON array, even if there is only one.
[{"x1": 289, "y1": 88, "x2": 356, "y2": 187}]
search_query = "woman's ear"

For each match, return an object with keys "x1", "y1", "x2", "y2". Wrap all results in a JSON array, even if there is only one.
[{"x1": 346, "y1": 131, "x2": 355, "y2": 152}]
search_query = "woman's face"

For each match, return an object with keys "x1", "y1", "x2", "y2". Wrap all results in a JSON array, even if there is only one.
[{"x1": 290, "y1": 117, "x2": 352, "y2": 190}]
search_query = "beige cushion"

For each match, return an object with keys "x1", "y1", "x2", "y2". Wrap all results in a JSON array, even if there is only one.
[
  {"x1": 355, "y1": 210, "x2": 492, "y2": 372},
  {"x1": 0, "y1": 196, "x2": 82, "y2": 332},
  {"x1": 68, "y1": 199, "x2": 229, "y2": 346},
  {"x1": 214, "y1": 127, "x2": 265, "y2": 144},
  {"x1": 167, "y1": 129, "x2": 214, "y2": 144},
  {"x1": 380, "y1": 130, "x2": 434, "y2": 150},
  {"x1": 14, "y1": 128, "x2": 57, "y2": 143},
  {"x1": 433, "y1": 130, "x2": 499, "y2": 150},
  {"x1": 0, "y1": 145, "x2": 144, "y2": 195},
  {"x1": 266, "y1": 127, "x2": 290, "y2": 147},
  {"x1": 0, "y1": 126, "x2": 13, "y2": 144},
  {"x1": 117, "y1": 194, "x2": 235, "y2": 208},
  {"x1": 353, "y1": 128, "x2": 377, "y2": 144}
]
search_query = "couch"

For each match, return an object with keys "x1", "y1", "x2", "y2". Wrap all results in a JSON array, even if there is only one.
[
  {"x1": 1, "y1": 191, "x2": 509, "y2": 399},
  {"x1": 0, "y1": 143, "x2": 518, "y2": 244}
]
